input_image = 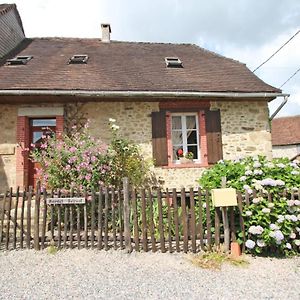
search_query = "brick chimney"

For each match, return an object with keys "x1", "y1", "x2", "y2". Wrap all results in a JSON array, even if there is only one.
[{"x1": 101, "y1": 24, "x2": 111, "y2": 43}]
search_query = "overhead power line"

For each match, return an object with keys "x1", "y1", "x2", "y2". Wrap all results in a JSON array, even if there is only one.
[
  {"x1": 252, "y1": 29, "x2": 300, "y2": 73},
  {"x1": 279, "y1": 66, "x2": 300, "y2": 88}
]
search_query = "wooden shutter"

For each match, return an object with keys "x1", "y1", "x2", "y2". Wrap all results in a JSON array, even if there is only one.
[
  {"x1": 151, "y1": 111, "x2": 168, "y2": 166},
  {"x1": 205, "y1": 109, "x2": 223, "y2": 164}
]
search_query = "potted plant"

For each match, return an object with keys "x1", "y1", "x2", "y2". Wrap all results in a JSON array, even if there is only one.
[{"x1": 177, "y1": 149, "x2": 194, "y2": 164}]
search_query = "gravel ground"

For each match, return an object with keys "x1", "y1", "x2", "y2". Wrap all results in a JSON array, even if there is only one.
[{"x1": 0, "y1": 249, "x2": 299, "y2": 300}]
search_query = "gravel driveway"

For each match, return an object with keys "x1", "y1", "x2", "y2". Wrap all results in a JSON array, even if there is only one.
[{"x1": 0, "y1": 249, "x2": 299, "y2": 300}]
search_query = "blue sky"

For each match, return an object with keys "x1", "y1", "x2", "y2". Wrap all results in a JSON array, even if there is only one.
[{"x1": 7, "y1": 0, "x2": 300, "y2": 117}]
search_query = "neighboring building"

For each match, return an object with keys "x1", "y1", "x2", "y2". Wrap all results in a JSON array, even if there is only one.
[
  {"x1": 272, "y1": 115, "x2": 300, "y2": 159},
  {"x1": 0, "y1": 19, "x2": 284, "y2": 189},
  {"x1": 0, "y1": 4, "x2": 25, "y2": 58}
]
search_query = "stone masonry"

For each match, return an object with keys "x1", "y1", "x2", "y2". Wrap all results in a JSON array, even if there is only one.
[
  {"x1": 0, "y1": 99, "x2": 273, "y2": 189},
  {"x1": 0, "y1": 105, "x2": 17, "y2": 189}
]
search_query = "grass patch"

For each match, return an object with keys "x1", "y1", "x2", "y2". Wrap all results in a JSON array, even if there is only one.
[
  {"x1": 189, "y1": 251, "x2": 249, "y2": 270},
  {"x1": 47, "y1": 239, "x2": 58, "y2": 255}
]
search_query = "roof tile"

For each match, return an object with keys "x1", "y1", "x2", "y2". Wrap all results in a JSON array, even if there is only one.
[
  {"x1": 0, "y1": 38, "x2": 281, "y2": 93},
  {"x1": 272, "y1": 116, "x2": 300, "y2": 146}
]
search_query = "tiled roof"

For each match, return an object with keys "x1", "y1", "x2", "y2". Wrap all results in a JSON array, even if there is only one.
[
  {"x1": 272, "y1": 115, "x2": 300, "y2": 146},
  {"x1": 0, "y1": 4, "x2": 15, "y2": 15},
  {"x1": 0, "y1": 3, "x2": 24, "y2": 35},
  {"x1": 0, "y1": 38, "x2": 281, "y2": 93}
]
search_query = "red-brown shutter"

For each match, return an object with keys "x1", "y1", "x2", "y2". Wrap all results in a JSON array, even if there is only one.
[
  {"x1": 205, "y1": 109, "x2": 223, "y2": 164},
  {"x1": 151, "y1": 111, "x2": 168, "y2": 166}
]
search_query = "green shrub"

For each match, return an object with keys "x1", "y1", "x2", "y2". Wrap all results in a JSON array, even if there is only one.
[{"x1": 199, "y1": 155, "x2": 300, "y2": 256}]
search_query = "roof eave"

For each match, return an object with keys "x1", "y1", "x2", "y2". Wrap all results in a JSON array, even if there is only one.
[{"x1": 0, "y1": 90, "x2": 288, "y2": 100}]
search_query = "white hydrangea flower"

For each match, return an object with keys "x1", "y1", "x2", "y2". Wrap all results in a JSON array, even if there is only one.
[
  {"x1": 252, "y1": 197, "x2": 261, "y2": 204},
  {"x1": 240, "y1": 176, "x2": 247, "y2": 181},
  {"x1": 291, "y1": 170, "x2": 299, "y2": 175},
  {"x1": 277, "y1": 215, "x2": 285, "y2": 223},
  {"x1": 290, "y1": 232, "x2": 296, "y2": 239},
  {"x1": 274, "y1": 230, "x2": 284, "y2": 241},
  {"x1": 247, "y1": 189, "x2": 253, "y2": 195},
  {"x1": 267, "y1": 203, "x2": 274, "y2": 208},
  {"x1": 294, "y1": 200, "x2": 300, "y2": 206},
  {"x1": 262, "y1": 208, "x2": 271, "y2": 214},
  {"x1": 276, "y1": 163, "x2": 286, "y2": 168},
  {"x1": 294, "y1": 240, "x2": 300, "y2": 246},
  {"x1": 253, "y1": 162, "x2": 261, "y2": 168},
  {"x1": 290, "y1": 215, "x2": 298, "y2": 222},
  {"x1": 285, "y1": 243, "x2": 292, "y2": 249},
  {"x1": 245, "y1": 239, "x2": 256, "y2": 249},
  {"x1": 270, "y1": 224, "x2": 279, "y2": 230},
  {"x1": 245, "y1": 170, "x2": 253, "y2": 176},
  {"x1": 275, "y1": 179, "x2": 285, "y2": 186},
  {"x1": 256, "y1": 226, "x2": 264, "y2": 234},
  {"x1": 248, "y1": 226, "x2": 256, "y2": 234},
  {"x1": 257, "y1": 239, "x2": 266, "y2": 247},
  {"x1": 245, "y1": 211, "x2": 252, "y2": 216},
  {"x1": 266, "y1": 162, "x2": 274, "y2": 168},
  {"x1": 287, "y1": 200, "x2": 295, "y2": 206},
  {"x1": 254, "y1": 169, "x2": 263, "y2": 175},
  {"x1": 249, "y1": 225, "x2": 264, "y2": 235}
]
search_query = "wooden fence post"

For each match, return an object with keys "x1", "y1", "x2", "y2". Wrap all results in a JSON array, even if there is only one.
[
  {"x1": 221, "y1": 177, "x2": 230, "y2": 252},
  {"x1": 123, "y1": 178, "x2": 132, "y2": 252},
  {"x1": 34, "y1": 182, "x2": 41, "y2": 250}
]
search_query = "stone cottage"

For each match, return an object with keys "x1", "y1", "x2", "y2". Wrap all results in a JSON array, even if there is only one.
[{"x1": 0, "y1": 16, "x2": 285, "y2": 189}]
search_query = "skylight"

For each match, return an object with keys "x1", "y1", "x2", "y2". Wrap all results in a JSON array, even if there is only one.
[
  {"x1": 68, "y1": 55, "x2": 89, "y2": 64},
  {"x1": 6, "y1": 56, "x2": 33, "y2": 65},
  {"x1": 165, "y1": 57, "x2": 183, "y2": 68}
]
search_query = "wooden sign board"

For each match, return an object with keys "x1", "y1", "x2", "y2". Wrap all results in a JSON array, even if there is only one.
[
  {"x1": 211, "y1": 188, "x2": 237, "y2": 207},
  {"x1": 47, "y1": 197, "x2": 86, "y2": 205}
]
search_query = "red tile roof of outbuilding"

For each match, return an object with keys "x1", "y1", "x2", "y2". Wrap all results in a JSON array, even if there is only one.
[{"x1": 272, "y1": 115, "x2": 300, "y2": 146}]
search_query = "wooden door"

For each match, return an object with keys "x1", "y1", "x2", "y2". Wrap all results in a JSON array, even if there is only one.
[{"x1": 28, "y1": 118, "x2": 56, "y2": 187}]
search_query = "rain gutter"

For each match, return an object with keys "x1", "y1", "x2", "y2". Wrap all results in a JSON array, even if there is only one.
[
  {"x1": 0, "y1": 90, "x2": 289, "y2": 99},
  {"x1": 269, "y1": 95, "x2": 289, "y2": 120}
]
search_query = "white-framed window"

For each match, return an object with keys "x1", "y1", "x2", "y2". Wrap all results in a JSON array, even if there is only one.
[{"x1": 171, "y1": 113, "x2": 200, "y2": 162}]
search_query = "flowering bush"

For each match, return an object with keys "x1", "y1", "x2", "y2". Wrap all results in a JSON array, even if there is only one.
[
  {"x1": 31, "y1": 119, "x2": 154, "y2": 190},
  {"x1": 199, "y1": 156, "x2": 300, "y2": 194},
  {"x1": 199, "y1": 155, "x2": 300, "y2": 256},
  {"x1": 31, "y1": 122, "x2": 109, "y2": 190},
  {"x1": 243, "y1": 196, "x2": 300, "y2": 256}
]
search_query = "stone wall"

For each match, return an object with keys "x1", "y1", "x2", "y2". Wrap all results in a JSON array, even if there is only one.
[
  {"x1": 0, "y1": 99, "x2": 273, "y2": 190},
  {"x1": 273, "y1": 144, "x2": 300, "y2": 159},
  {"x1": 211, "y1": 100, "x2": 272, "y2": 160},
  {"x1": 0, "y1": 105, "x2": 17, "y2": 189}
]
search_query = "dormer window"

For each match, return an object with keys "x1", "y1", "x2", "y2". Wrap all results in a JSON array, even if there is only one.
[
  {"x1": 6, "y1": 56, "x2": 33, "y2": 65},
  {"x1": 165, "y1": 57, "x2": 183, "y2": 68},
  {"x1": 68, "y1": 55, "x2": 89, "y2": 64}
]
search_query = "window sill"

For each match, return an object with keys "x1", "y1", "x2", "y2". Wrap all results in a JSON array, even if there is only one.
[{"x1": 161, "y1": 163, "x2": 209, "y2": 169}]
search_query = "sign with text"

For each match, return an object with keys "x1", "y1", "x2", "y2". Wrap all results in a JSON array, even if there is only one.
[
  {"x1": 47, "y1": 197, "x2": 86, "y2": 205},
  {"x1": 211, "y1": 188, "x2": 237, "y2": 207}
]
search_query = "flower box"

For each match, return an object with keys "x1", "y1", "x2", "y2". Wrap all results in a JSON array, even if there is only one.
[{"x1": 179, "y1": 157, "x2": 194, "y2": 164}]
